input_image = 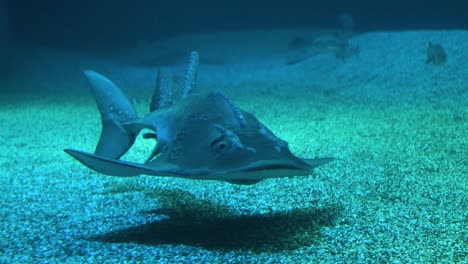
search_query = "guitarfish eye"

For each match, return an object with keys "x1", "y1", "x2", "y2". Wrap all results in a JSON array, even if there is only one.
[{"x1": 211, "y1": 137, "x2": 231, "y2": 153}]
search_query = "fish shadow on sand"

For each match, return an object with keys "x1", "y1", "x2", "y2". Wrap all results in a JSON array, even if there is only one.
[{"x1": 89, "y1": 187, "x2": 343, "y2": 253}]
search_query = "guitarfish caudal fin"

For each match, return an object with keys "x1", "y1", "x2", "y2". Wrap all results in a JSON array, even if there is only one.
[{"x1": 83, "y1": 70, "x2": 138, "y2": 159}]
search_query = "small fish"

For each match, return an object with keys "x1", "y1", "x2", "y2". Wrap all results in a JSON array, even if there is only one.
[{"x1": 426, "y1": 42, "x2": 447, "y2": 66}]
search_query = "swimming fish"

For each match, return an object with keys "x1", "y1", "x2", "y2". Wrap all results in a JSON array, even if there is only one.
[{"x1": 65, "y1": 51, "x2": 333, "y2": 184}]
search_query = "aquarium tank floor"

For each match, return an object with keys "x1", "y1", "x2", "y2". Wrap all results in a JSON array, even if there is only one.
[{"x1": 0, "y1": 29, "x2": 466, "y2": 263}]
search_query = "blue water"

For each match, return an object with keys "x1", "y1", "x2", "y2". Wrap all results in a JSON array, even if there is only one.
[{"x1": 1, "y1": 1, "x2": 467, "y2": 263}]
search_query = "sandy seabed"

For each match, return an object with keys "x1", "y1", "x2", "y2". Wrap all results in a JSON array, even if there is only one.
[{"x1": 0, "y1": 29, "x2": 466, "y2": 263}]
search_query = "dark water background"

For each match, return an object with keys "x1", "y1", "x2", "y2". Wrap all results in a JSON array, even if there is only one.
[{"x1": 6, "y1": 0, "x2": 468, "y2": 54}]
